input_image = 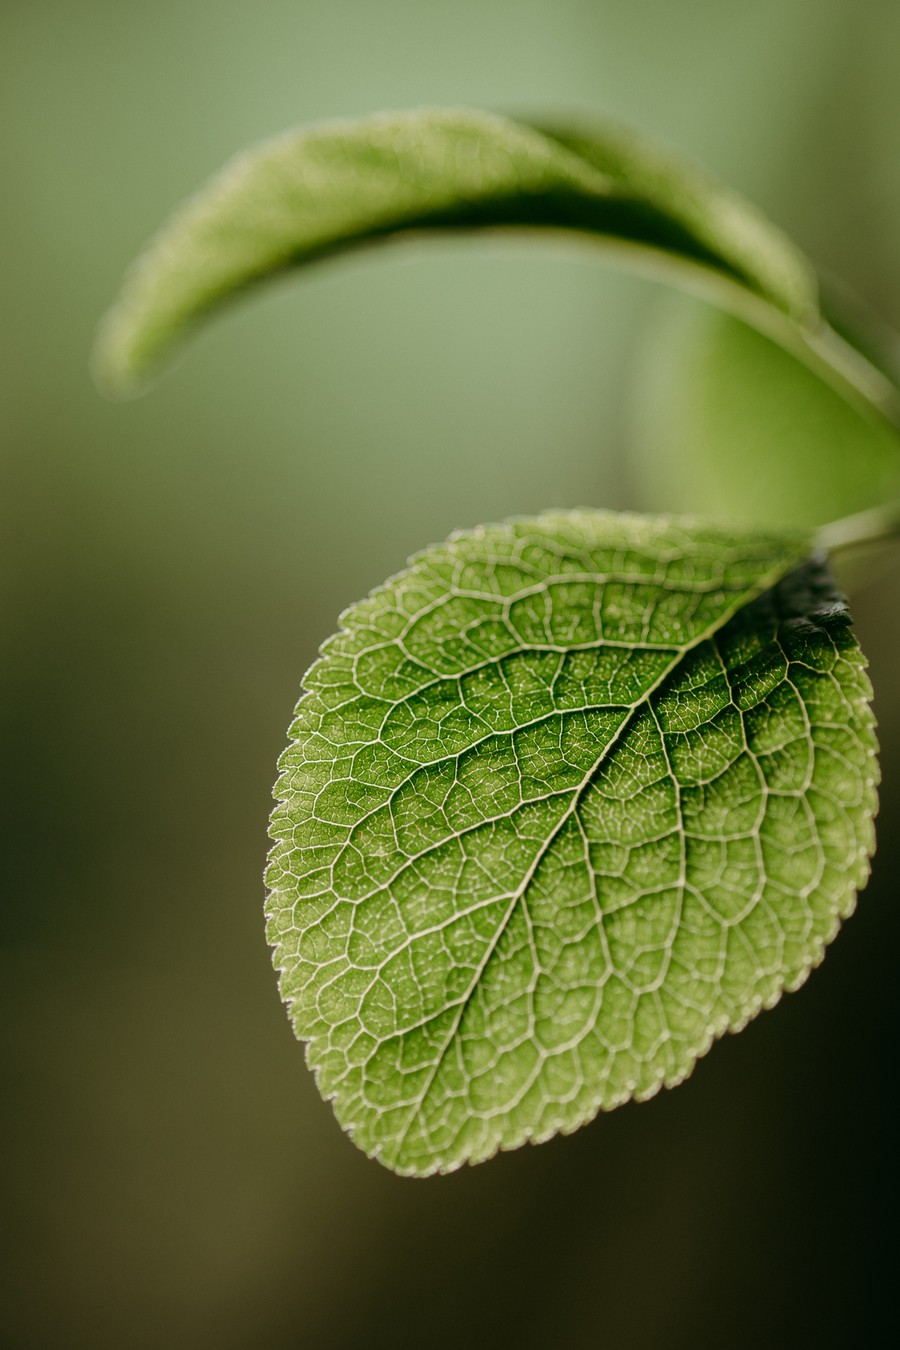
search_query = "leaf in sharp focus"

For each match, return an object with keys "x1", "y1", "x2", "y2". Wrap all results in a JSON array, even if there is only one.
[
  {"x1": 265, "y1": 511, "x2": 877, "y2": 1176},
  {"x1": 93, "y1": 107, "x2": 818, "y2": 396}
]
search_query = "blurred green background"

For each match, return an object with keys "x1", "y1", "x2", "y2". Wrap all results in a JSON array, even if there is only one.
[{"x1": 3, "y1": 2, "x2": 899, "y2": 1347}]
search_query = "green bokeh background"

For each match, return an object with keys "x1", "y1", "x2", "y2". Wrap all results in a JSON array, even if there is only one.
[{"x1": 3, "y1": 3, "x2": 899, "y2": 1346}]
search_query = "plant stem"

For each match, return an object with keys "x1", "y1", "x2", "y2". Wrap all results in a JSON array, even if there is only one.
[
  {"x1": 604, "y1": 243, "x2": 900, "y2": 440},
  {"x1": 798, "y1": 319, "x2": 900, "y2": 439},
  {"x1": 818, "y1": 498, "x2": 900, "y2": 556}
]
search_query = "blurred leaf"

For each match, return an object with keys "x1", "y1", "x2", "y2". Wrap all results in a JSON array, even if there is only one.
[
  {"x1": 265, "y1": 511, "x2": 876, "y2": 1174},
  {"x1": 94, "y1": 107, "x2": 818, "y2": 396},
  {"x1": 630, "y1": 299, "x2": 900, "y2": 527}
]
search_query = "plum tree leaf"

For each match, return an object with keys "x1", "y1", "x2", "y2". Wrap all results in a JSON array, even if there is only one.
[
  {"x1": 265, "y1": 511, "x2": 877, "y2": 1176},
  {"x1": 93, "y1": 107, "x2": 821, "y2": 397}
]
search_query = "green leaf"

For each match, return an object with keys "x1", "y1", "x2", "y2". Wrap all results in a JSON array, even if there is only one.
[
  {"x1": 94, "y1": 107, "x2": 818, "y2": 397},
  {"x1": 630, "y1": 298, "x2": 900, "y2": 529},
  {"x1": 265, "y1": 511, "x2": 877, "y2": 1175}
]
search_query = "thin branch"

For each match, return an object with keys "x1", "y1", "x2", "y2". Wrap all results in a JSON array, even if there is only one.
[{"x1": 818, "y1": 498, "x2": 900, "y2": 556}]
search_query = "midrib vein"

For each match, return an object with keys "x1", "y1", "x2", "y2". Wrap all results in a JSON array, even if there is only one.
[{"x1": 383, "y1": 547, "x2": 804, "y2": 1166}]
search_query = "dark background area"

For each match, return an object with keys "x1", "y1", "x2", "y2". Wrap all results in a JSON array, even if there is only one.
[{"x1": 3, "y1": 3, "x2": 898, "y2": 1346}]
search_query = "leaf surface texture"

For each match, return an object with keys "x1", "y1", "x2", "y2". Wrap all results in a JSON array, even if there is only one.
[{"x1": 266, "y1": 512, "x2": 877, "y2": 1174}]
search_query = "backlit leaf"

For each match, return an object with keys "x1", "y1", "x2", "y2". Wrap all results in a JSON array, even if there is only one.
[
  {"x1": 265, "y1": 511, "x2": 877, "y2": 1175},
  {"x1": 94, "y1": 107, "x2": 818, "y2": 396}
]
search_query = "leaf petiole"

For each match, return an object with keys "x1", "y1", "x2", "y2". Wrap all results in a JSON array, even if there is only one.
[{"x1": 818, "y1": 497, "x2": 900, "y2": 557}]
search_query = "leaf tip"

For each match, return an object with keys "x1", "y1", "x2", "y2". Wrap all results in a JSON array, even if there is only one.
[{"x1": 90, "y1": 310, "x2": 151, "y2": 401}]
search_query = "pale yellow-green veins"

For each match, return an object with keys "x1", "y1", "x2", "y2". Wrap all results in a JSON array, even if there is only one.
[{"x1": 265, "y1": 511, "x2": 877, "y2": 1175}]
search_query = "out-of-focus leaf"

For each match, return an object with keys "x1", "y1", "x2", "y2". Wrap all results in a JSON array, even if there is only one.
[
  {"x1": 93, "y1": 108, "x2": 818, "y2": 396},
  {"x1": 630, "y1": 298, "x2": 900, "y2": 528}
]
